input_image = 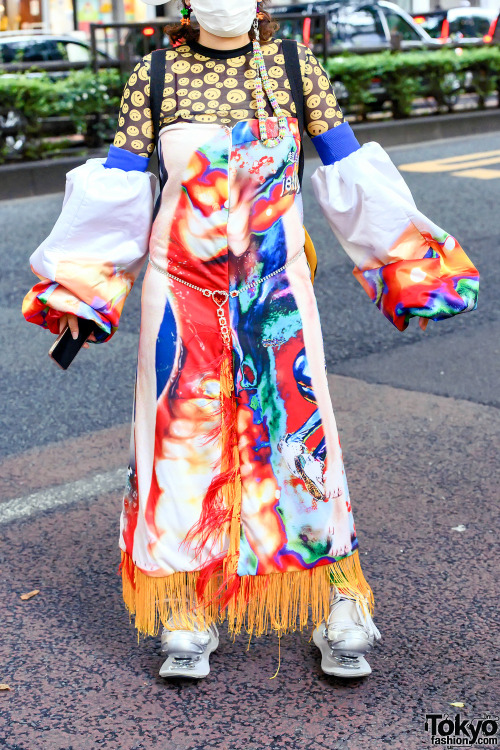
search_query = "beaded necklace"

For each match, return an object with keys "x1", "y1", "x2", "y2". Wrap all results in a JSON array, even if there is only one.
[{"x1": 252, "y1": 17, "x2": 288, "y2": 148}]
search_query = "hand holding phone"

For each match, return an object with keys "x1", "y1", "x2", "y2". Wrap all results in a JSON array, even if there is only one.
[
  {"x1": 59, "y1": 313, "x2": 97, "y2": 349},
  {"x1": 48, "y1": 314, "x2": 101, "y2": 370}
]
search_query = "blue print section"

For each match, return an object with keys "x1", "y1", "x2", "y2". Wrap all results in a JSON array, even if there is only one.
[{"x1": 155, "y1": 298, "x2": 178, "y2": 399}]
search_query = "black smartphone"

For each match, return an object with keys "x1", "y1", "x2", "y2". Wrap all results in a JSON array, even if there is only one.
[{"x1": 48, "y1": 318, "x2": 101, "y2": 370}]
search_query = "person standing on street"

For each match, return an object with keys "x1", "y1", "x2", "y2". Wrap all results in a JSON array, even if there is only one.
[{"x1": 22, "y1": 0, "x2": 479, "y2": 680}]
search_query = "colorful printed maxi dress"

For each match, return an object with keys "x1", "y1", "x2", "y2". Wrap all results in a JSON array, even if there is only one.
[{"x1": 22, "y1": 38, "x2": 479, "y2": 640}]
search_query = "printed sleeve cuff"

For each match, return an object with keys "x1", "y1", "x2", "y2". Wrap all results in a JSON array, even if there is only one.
[
  {"x1": 311, "y1": 122, "x2": 361, "y2": 166},
  {"x1": 103, "y1": 144, "x2": 150, "y2": 172}
]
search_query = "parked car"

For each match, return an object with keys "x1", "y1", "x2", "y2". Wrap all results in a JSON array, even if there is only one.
[
  {"x1": 272, "y1": 0, "x2": 441, "y2": 55},
  {"x1": 0, "y1": 34, "x2": 113, "y2": 67},
  {"x1": 412, "y1": 7, "x2": 498, "y2": 44},
  {"x1": 273, "y1": 1, "x2": 451, "y2": 110}
]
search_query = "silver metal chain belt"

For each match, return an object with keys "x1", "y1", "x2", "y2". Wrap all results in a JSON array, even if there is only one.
[{"x1": 148, "y1": 247, "x2": 305, "y2": 347}]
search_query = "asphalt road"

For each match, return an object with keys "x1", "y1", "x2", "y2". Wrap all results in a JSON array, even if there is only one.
[{"x1": 0, "y1": 133, "x2": 499, "y2": 750}]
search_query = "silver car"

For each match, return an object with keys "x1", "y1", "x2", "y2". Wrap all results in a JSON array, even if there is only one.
[{"x1": 273, "y1": 0, "x2": 440, "y2": 54}]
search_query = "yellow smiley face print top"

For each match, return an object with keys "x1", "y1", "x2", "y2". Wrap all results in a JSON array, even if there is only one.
[{"x1": 113, "y1": 39, "x2": 345, "y2": 158}]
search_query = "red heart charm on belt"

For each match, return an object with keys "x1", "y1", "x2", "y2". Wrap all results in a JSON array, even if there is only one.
[{"x1": 211, "y1": 290, "x2": 229, "y2": 307}]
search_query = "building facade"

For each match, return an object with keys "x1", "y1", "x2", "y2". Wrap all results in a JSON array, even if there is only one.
[
  {"x1": 1, "y1": 0, "x2": 498, "y2": 37},
  {"x1": 1, "y1": 0, "x2": 164, "y2": 34}
]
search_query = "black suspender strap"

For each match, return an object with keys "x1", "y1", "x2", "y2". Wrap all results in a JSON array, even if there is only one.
[
  {"x1": 282, "y1": 39, "x2": 305, "y2": 189},
  {"x1": 149, "y1": 48, "x2": 167, "y2": 208},
  {"x1": 150, "y1": 48, "x2": 166, "y2": 155}
]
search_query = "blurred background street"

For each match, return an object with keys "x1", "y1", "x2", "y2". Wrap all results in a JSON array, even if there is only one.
[{"x1": 0, "y1": 132, "x2": 498, "y2": 749}]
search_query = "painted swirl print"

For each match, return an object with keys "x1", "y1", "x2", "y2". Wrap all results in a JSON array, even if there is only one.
[
  {"x1": 227, "y1": 122, "x2": 356, "y2": 576},
  {"x1": 22, "y1": 263, "x2": 137, "y2": 342},
  {"x1": 354, "y1": 231, "x2": 480, "y2": 331},
  {"x1": 116, "y1": 118, "x2": 375, "y2": 637},
  {"x1": 120, "y1": 118, "x2": 358, "y2": 587}
]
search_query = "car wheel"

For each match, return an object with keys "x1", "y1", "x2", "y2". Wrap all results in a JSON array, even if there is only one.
[
  {"x1": 441, "y1": 73, "x2": 461, "y2": 109},
  {"x1": 0, "y1": 109, "x2": 28, "y2": 158}
]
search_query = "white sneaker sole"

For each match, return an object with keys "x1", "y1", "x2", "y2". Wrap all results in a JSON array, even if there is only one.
[
  {"x1": 159, "y1": 630, "x2": 219, "y2": 679},
  {"x1": 313, "y1": 625, "x2": 372, "y2": 678}
]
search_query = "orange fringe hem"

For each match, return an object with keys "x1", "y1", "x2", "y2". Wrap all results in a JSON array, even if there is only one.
[{"x1": 119, "y1": 547, "x2": 374, "y2": 640}]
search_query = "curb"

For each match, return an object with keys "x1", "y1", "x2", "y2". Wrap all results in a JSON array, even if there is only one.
[
  {"x1": 0, "y1": 150, "x2": 108, "y2": 202},
  {"x1": 305, "y1": 107, "x2": 500, "y2": 156},
  {"x1": 353, "y1": 107, "x2": 500, "y2": 148},
  {"x1": 2, "y1": 109, "x2": 500, "y2": 202}
]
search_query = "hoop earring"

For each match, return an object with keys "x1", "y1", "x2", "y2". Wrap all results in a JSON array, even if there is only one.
[{"x1": 181, "y1": 0, "x2": 192, "y2": 26}]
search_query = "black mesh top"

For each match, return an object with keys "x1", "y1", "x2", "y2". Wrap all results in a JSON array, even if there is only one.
[{"x1": 112, "y1": 38, "x2": 345, "y2": 158}]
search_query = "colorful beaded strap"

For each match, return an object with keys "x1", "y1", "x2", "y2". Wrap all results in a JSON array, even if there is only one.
[{"x1": 252, "y1": 18, "x2": 288, "y2": 148}]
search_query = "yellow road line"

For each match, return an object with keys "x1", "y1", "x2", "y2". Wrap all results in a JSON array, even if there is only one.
[
  {"x1": 400, "y1": 151, "x2": 500, "y2": 173},
  {"x1": 399, "y1": 150, "x2": 500, "y2": 179},
  {"x1": 425, "y1": 149, "x2": 500, "y2": 164},
  {"x1": 453, "y1": 168, "x2": 500, "y2": 180}
]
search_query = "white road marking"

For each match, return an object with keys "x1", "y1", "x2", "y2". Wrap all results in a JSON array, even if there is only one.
[{"x1": 0, "y1": 467, "x2": 127, "y2": 525}]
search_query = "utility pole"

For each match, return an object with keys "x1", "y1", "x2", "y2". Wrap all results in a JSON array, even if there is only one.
[
  {"x1": 112, "y1": 0, "x2": 124, "y2": 23},
  {"x1": 6, "y1": 0, "x2": 19, "y2": 29}
]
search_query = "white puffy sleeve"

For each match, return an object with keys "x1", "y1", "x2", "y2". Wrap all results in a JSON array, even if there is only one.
[
  {"x1": 309, "y1": 125, "x2": 479, "y2": 331},
  {"x1": 22, "y1": 156, "x2": 156, "y2": 342}
]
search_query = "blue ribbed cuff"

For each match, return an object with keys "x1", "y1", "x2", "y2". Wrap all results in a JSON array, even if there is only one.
[
  {"x1": 311, "y1": 122, "x2": 361, "y2": 166},
  {"x1": 103, "y1": 144, "x2": 150, "y2": 172}
]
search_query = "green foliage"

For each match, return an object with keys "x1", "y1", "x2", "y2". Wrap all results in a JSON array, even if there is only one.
[
  {"x1": 378, "y1": 52, "x2": 424, "y2": 118},
  {"x1": 0, "y1": 74, "x2": 53, "y2": 160},
  {"x1": 328, "y1": 54, "x2": 380, "y2": 118},
  {"x1": 325, "y1": 45, "x2": 500, "y2": 117},
  {"x1": 0, "y1": 74, "x2": 54, "y2": 134},
  {"x1": 459, "y1": 46, "x2": 500, "y2": 107},
  {"x1": 0, "y1": 69, "x2": 122, "y2": 162},
  {"x1": 1, "y1": 47, "x2": 500, "y2": 162},
  {"x1": 53, "y1": 69, "x2": 122, "y2": 138}
]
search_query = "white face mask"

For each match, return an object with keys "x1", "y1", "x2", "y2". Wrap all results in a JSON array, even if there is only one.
[{"x1": 190, "y1": 0, "x2": 257, "y2": 38}]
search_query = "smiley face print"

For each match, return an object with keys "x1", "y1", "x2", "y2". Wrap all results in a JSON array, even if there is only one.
[
  {"x1": 195, "y1": 113, "x2": 218, "y2": 123},
  {"x1": 130, "y1": 138, "x2": 145, "y2": 151},
  {"x1": 171, "y1": 60, "x2": 191, "y2": 75},
  {"x1": 306, "y1": 94, "x2": 321, "y2": 110},
  {"x1": 307, "y1": 120, "x2": 328, "y2": 136},
  {"x1": 113, "y1": 131, "x2": 126, "y2": 147},
  {"x1": 131, "y1": 91, "x2": 144, "y2": 108},
  {"x1": 227, "y1": 90, "x2": 246, "y2": 105},
  {"x1": 111, "y1": 38, "x2": 345, "y2": 154},
  {"x1": 275, "y1": 90, "x2": 290, "y2": 106},
  {"x1": 205, "y1": 88, "x2": 221, "y2": 101}
]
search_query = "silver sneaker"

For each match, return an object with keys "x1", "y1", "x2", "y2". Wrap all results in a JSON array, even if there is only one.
[
  {"x1": 159, "y1": 621, "x2": 219, "y2": 679},
  {"x1": 313, "y1": 589, "x2": 381, "y2": 678}
]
